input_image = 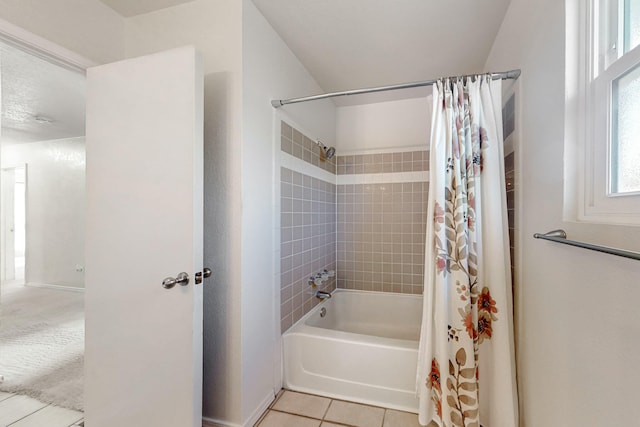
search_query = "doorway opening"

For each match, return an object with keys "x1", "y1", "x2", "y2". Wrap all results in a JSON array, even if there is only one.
[
  {"x1": 1, "y1": 165, "x2": 25, "y2": 283},
  {"x1": 0, "y1": 39, "x2": 86, "y2": 414}
]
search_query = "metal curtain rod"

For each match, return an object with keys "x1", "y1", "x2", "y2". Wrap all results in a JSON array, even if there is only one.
[
  {"x1": 533, "y1": 229, "x2": 640, "y2": 261},
  {"x1": 271, "y1": 69, "x2": 521, "y2": 108}
]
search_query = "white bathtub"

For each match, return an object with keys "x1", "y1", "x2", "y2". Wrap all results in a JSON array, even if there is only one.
[{"x1": 282, "y1": 289, "x2": 422, "y2": 413}]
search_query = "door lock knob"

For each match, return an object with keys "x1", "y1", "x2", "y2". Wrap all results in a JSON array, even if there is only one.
[{"x1": 194, "y1": 267, "x2": 212, "y2": 284}]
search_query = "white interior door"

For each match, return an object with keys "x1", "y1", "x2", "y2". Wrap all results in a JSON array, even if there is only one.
[{"x1": 84, "y1": 46, "x2": 204, "y2": 427}]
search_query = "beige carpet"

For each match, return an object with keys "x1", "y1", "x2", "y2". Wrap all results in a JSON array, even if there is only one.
[{"x1": 0, "y1": 282, "x2": 84, "y2": 411}]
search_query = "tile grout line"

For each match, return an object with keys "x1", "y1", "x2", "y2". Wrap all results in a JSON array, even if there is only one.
[
  {"x1": 5, "y1": 402, "x2": 50, "y2": 426},
  {"x1": 321, "y1": 398, "x2": 333, "y2": 423},
  {"x1": 321, "y1": 397, "x2": 388, "y2": 427},
  {"x1": 270, "y1": 389, "x2": 285, "y2": 408},
  {"x1": 262, "y1": 393, "x2": 356, "y2": 427},
  {"x1": 254, "y1": 390, "x2": 284, "y2": 426},
  {"x1": 0, "y1": 393, "x2": 85, "y2": 426},
  {"x1": 260, "y1": 389, "x2": 419, "y2": 427},
  {"x1": 324, "y1": 395, "x2": 390, "y2": 412},
  {"x1": 253, "y1": 410, "x2": 269, "y2": 427},
  {"x1": 0, "y1": 392, "x2": 15, "y2": 403},
  {"x1": 269, "y1": 408, "x2": 326, "y2": 423},
  {"x1": 66, "y1": 416, "x2": 84, "y2": 427},
  {"x1": 70, "y1": 420, "x2": 84, "y2": 427}
]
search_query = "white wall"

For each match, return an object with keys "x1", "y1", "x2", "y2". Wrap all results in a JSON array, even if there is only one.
[
  {"x1": 336, "y1": 96, "x2": 430, "y2": 153},
  {"x1": 485, "y1": 1, "x2": 640, "y2": 426},
  {"x1": 1, "y1": 2, "x2": 245, "y2": 422},
  {"x1": 241, "y1": 1, "x2": 336, "y2": 424},
  {"x1": 126, "y1": 3, "x2": 337, "y2": 426},
  {"x1": 0, "y1": 3, "x2": 333, "y2": 426},
  {"x1": 0, "y1": 0, "x2": 124, "y2": 65},
  {"x1": 124, "y1": 1, "x2": 244, "y2": 424},
  {"x1": 2, "y1": 138, "x2": 85, "y2": 288},
  {"x1": 1, "y1": 2, "x2": 330, "y2": 425}
]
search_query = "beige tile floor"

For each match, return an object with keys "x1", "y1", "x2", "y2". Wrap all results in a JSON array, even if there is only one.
[
  {"x1": 2, "y1": 389, "x2": 420, "y2": 426},
  {"x1": 254, "y1": 390, "x2": 421, "y2": 427},
  {"x1": 0, "y1": 392, "x2": 83, "y2": 427}
]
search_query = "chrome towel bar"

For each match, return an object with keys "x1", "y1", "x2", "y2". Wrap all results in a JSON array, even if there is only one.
[{"x1": 533, "y1": 229, "x2": 640, "y2": 261}]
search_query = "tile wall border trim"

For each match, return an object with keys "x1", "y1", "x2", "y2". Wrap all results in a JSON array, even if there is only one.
[
  {"x1": 281, "y1": 152, "x2": 336, "y2": 184},
  {"x1": 337, "y1": 171, "x2": 429, "y2": 185},
  {"x1": 337, "y1": 145, "x2": 428, "y2": 156}
]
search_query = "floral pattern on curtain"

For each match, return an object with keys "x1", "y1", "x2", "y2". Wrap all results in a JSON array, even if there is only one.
[{"x1": 417, "y1": 76, "x2": 518, "y2": 427}]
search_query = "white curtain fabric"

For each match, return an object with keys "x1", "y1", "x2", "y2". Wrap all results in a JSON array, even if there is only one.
[{"x1": 417, "y1": 77, "x2": 518, "y2": 427}]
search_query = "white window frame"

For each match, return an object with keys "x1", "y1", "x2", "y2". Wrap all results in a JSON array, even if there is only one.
[{"x1": 570, "y1": 0, "x2": 640, "y2": 226}]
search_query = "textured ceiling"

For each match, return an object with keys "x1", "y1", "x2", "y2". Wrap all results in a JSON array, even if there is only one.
[
  {"x1": 1, "y1": 42, "x2": 86, "y2": 145},
  {"x1": 99, "y1": 0, "x2": 196, "y2": 17},
  {"x1": 252, "y1": 0, "x2": 512, "y2": 105}
]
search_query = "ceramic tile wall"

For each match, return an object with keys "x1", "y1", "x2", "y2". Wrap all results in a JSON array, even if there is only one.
[
  {"x1": 280, "y1": 167, "x2": 337, "y2": 332},
  {"x1": 505, "y1": 152, "x2": 515, "y2": 283},
  {"x1": 279, "y1": 119, "x2": 429, "y2": 332},
  {"x1": 337, "y1": 151, "x2": 427, "y2": 175},
  {"x1": 503, "y1": 93, "x2": 516, "y2": 284},
  {"x1": 280, "y1": 121, "x2": 337, "y2": 333},
  {"x1": 503, "y1": 94, "x2": 516, "y2": 140},
  {"x1": 335, "y1": 150, "x2": 428, "y2": 295},
  {"x1": 281, "y1": 122, "x2": 337, "y2": 174},
  {"x1": 336, "y1": 181, "x2": 427, "y2": 294}
]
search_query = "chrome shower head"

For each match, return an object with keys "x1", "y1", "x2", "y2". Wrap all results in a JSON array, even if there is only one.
[
  {"x1": 324, "y1": 146, "x2": 336, "y2": 159},
  {"x1": 314, "y1": 140, "x2": 336, "y2": 160}
]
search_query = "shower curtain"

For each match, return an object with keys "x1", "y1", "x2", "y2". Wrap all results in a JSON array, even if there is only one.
[{"x1": 417, "y1": 76, "x2": 518, "y2": 427}]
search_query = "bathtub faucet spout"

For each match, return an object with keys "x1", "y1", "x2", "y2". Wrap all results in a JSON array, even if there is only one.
[{"x1": 315, "y1": 290, "x2": 332, "y2": 300}]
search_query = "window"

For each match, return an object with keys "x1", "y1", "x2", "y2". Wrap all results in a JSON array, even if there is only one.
[
  {"x1": 575, "y1": 0, "x2": 640, "y2": 225},
  {"x1": 611, "y1": 62, "x2": 640, "y2": 194}
]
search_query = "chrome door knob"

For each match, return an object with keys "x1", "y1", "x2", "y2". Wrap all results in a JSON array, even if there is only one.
[{"x1": 162, "y1": 272, "x2": 190, "y2": 289}]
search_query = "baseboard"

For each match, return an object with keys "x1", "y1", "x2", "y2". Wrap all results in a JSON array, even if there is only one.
[
  {"x1": 244, "y1": 392, "x2": 275, "y2": 427},
  {"x1": 202, "y1": 418, "x2": 241, "y2": 427},
  {"x1": 202, "y1": 391, "x2": 275, "y2": 427},
  {"x1": 202, "y1": 417, "x2": 242, "y2": 427},
  {"x1": 24, "y1": 282, "x2": 84, "y2": 292}
]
